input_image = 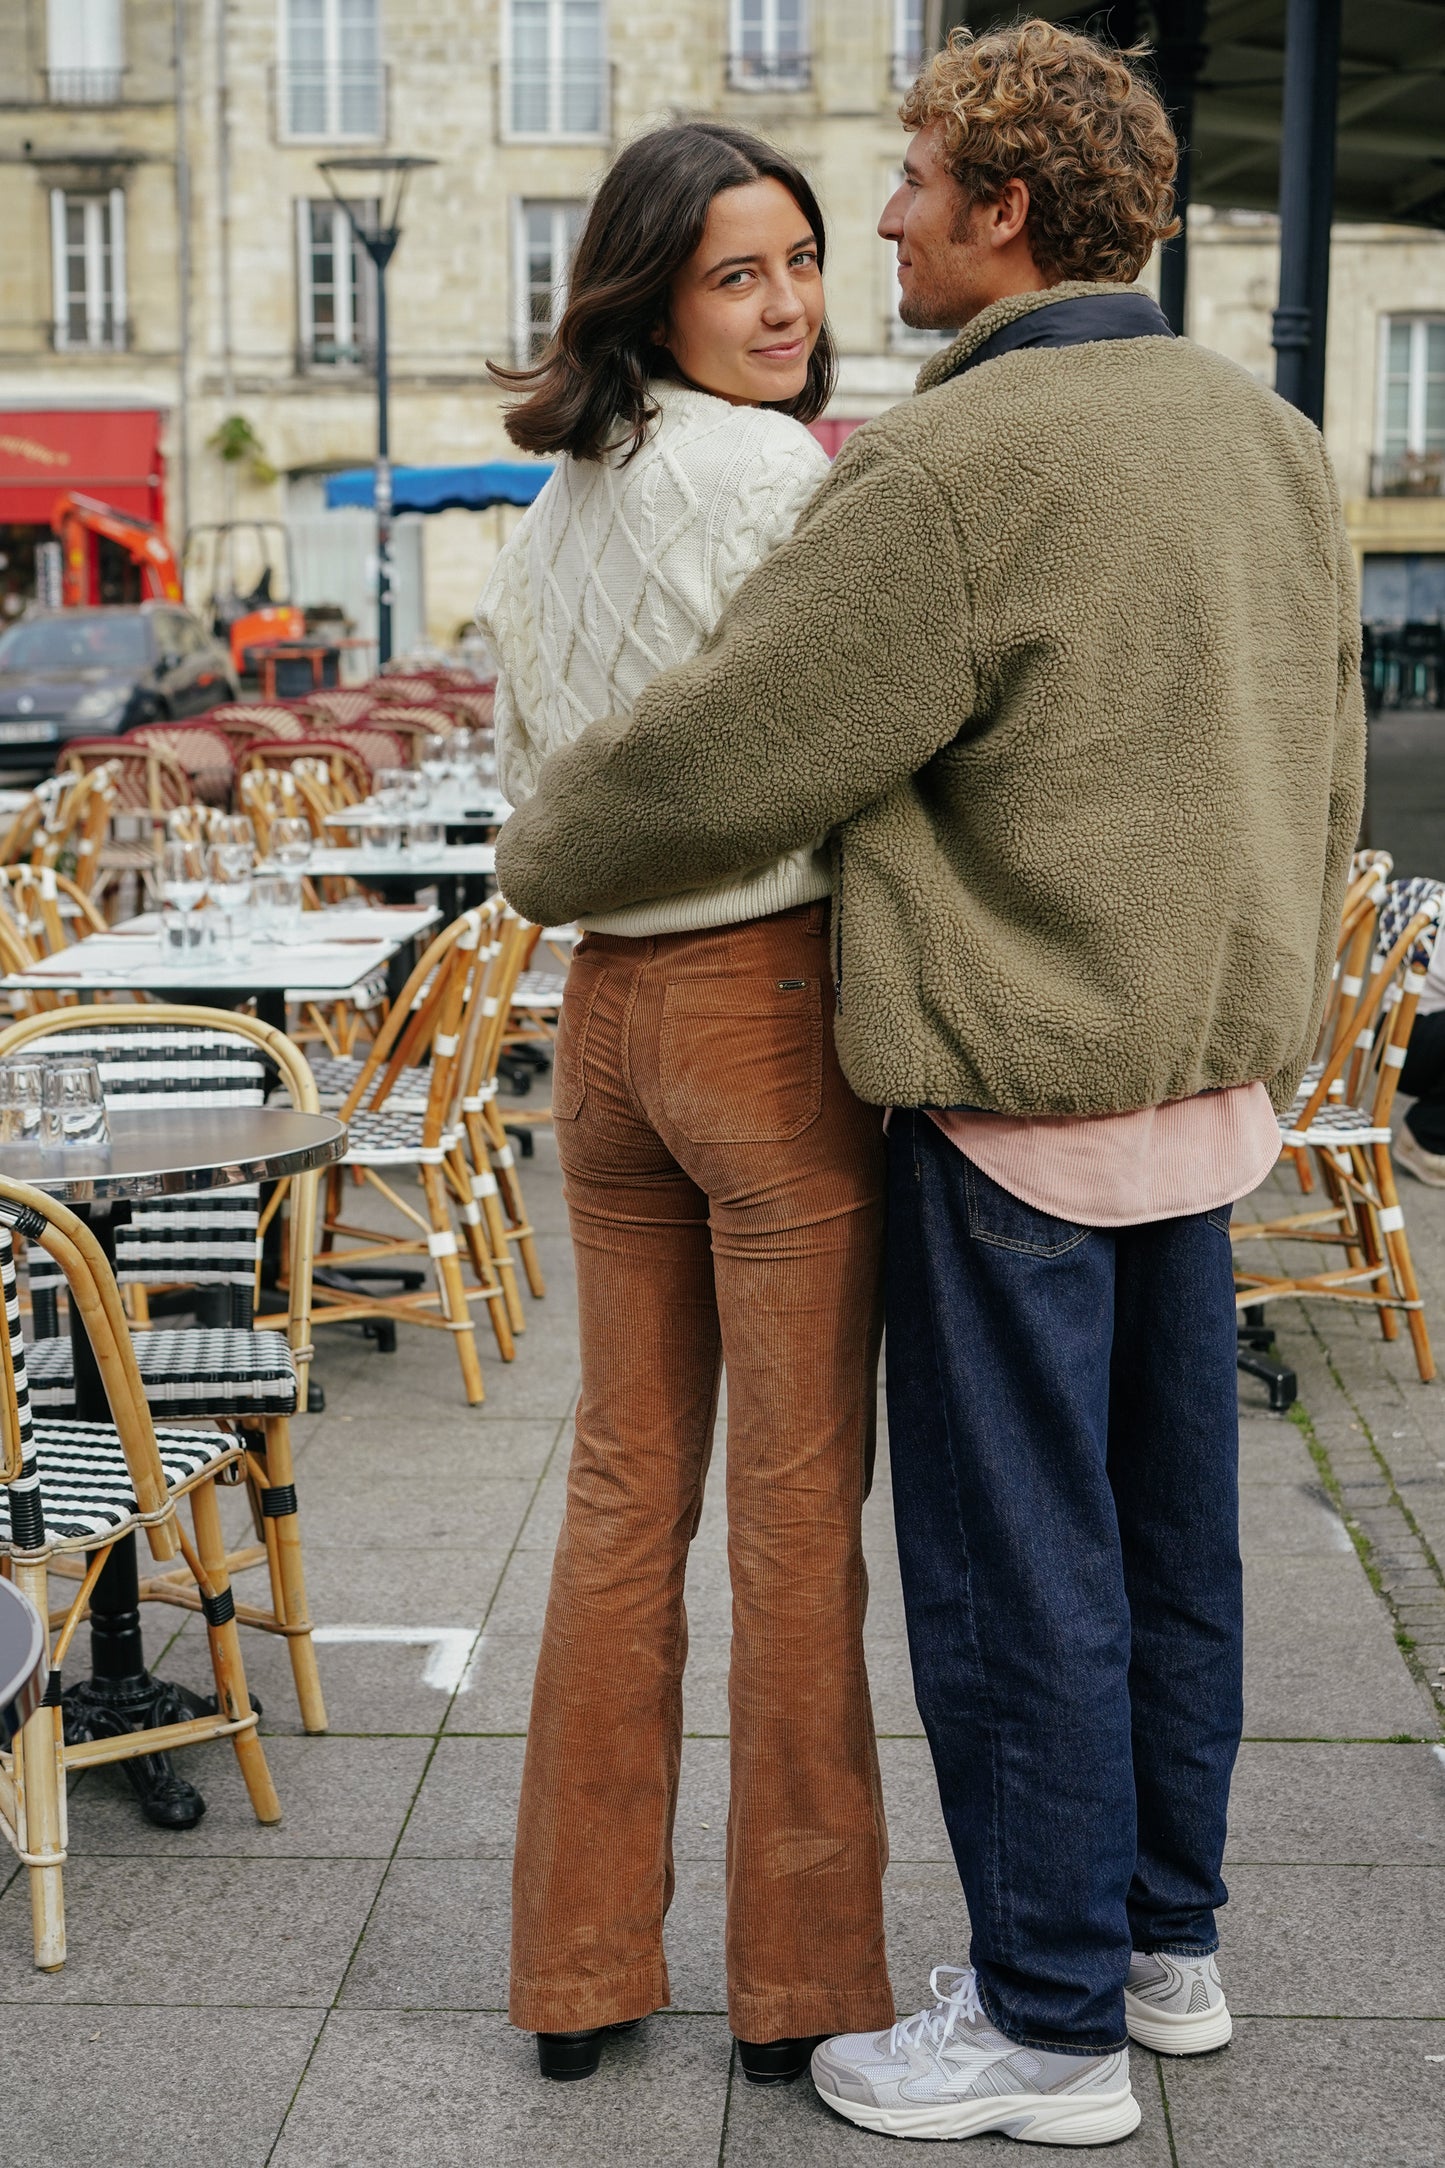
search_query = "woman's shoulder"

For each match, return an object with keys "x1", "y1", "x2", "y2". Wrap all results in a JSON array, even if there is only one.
[{"x1": 647, "y1": 381, "x2": 830, "y2": 480}]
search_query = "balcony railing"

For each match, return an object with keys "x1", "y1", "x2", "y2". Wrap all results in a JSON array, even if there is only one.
[
  {"x1": 1371, "y1": 450, "x2": 1445, "y2": 498},
  {"x1": 726, "y1": 51, "x2": 812, "y2": 91},
  {"x1": 300, "y1": 334, "x2": 375, "y2": 373},
  {"x1": 47, "y1": 68, "x2": 126, "y2": 105},
  {"x1": 500, "y1": 60, "x2": 609, "y2": 139},
  {"x1": 273, "y1": 62, "x2": 388, "y2": 143},
  {"x1": 51, "y1": 316, "x2": 131, "y2": 354}
]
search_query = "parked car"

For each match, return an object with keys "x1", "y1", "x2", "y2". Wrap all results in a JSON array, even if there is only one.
[{"x1": 0, "y1": 604, "x2": 239, "y2": 773}]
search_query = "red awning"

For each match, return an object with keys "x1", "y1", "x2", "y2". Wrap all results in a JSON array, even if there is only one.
[{"x1": 0, "y1": 408, "x2": 165, "y2": 526}]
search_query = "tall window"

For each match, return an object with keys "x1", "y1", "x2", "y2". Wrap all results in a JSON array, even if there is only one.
[
  {"x1": 514, "y1": 201, "x2": 584, "y2": 364},
  {"x1": 1377, "y1": 317, "x2": 1445, "y2": 493},
  {"x1": 281, "y1": 0, "x2": 383, "y2": 140},
  {"x1": 46, "y1": 0, "x2": 123, "y2": 104},
  {"x1": 506, "y1": 0, "x2": 606, "y2": 139},
  {"x1": 729, "y1": 0, "x2": 809, "y2": 89},
  {"x1": 50, "y1": 189, "x2": 127, "y2": 350},
  {"x1": 892, "y1": 0, "x2": 924, "y2": 89},
  {"x1": 296, "y1": 200, "x2": 374, "y2": 367}
]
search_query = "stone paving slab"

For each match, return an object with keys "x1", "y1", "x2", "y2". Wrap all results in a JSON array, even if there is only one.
[
  {"x1": 1241, "y1": 1558, "x2": 1434, "y2": 1739},
  {"x1": 1226, "y1": 1743, "x2": 1445, "y2": 1865},
  {"x1": 1223, "y1": 1865, "x2": 1445, "y2": 2017},
  {"x1": 0, "y1": 2004, "x2": 326, "y2": 2168},
  {"x1": 271, "y1": 2011, "x2": 734, "y2": 2168},
  {"x1": 0, "y1": 1855, "x2": 385, "y2": 2005},
  {"x1": 65, "y1": 1734, "x2": 433, "y2": 1859},
  {"x1": 1159, "y1": 2017, "x2": 1445, "y2": 2168}
]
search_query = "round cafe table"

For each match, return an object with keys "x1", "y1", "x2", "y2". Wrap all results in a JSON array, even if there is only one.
[
  {"x1": 5, "y1": 1107, "x2": 346, "y2": 1829},
  {"x1": 0, "y1": 1577, "x2": 46, "y2": 1752}
]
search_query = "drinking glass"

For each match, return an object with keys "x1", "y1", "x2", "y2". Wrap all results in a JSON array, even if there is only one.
[
  {"x1": 41, "y1": 1057, "x2": 108, "y2": 1150},
  {"x1": 420, "y1": 734, "x2": 450, "y2": 788},
  {"x1": 404, "y1": 818, "x2": 443, "y2": 856},
  {"x1": 209, "y1": 851, "x2": 255, "y2": 955},
  {"x1": 0, "y1": 1058, "x2": 45, "y2": 1147},
  {"x1": 374, "y1": 768, "x2": 408, "y2": 812},
  {"x1": 160, "y1": 839, "x2": 210, "y2": 954},
  {"x1": 270, "y1": 817, "x2": 313, "y2": 873}
]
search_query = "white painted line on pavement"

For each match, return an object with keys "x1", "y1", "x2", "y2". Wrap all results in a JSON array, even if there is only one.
[{"x1": 312, "y1": 1625, "x2": 479, "y2": 1691}]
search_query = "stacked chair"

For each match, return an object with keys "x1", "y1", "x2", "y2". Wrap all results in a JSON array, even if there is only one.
[
  {"x1": 1233, "y1": 870, "x2": 1444, "y2": 1381},
  {"x1": 0, "y1": 1180, "x2": 279, "y2": 1969},
  {"x1": 308, "y1": 899, "x2": 543, "y2": 1399},
  {"x1": 0, "y1": 1007, "x2": 328, "y2": 1735}
]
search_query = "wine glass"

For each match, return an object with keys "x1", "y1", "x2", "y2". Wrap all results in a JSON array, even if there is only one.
[
  {"x1": 420, "y1": 734, "x2": 450, "y2": 789},
  {"x1": 270, "y1": 817, "x2": 313, "y2": 873},
  {"x1": 374, "y1": 768, "x2": 408, "y2": 813},
  {"x1": 209, "y1": 850, "x2": 254, "y2": 955},
  {"x1": 160, "y1": 839, "x2": 209, "y2": 952}
]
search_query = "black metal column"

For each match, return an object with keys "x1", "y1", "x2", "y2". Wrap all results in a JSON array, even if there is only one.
[
  {"x1": 1151, "y1": 0, "x2": 1209, "y2": 335},
  {"x1": 1271, "y1": 0, "x2": 1342, "y2": 425},
  {"x1": 373, "y1": 255, "x2": 394, "y2": 667}
]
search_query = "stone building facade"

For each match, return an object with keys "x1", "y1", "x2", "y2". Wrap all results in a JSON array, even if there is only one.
[{"x1": 3, "y1": 0, "x2": 1445, "y2": 643}]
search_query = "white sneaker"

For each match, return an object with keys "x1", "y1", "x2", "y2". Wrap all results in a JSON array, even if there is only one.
[
  {"x1": 1124, "y1": 1950, "x2": 1232, "y2": 2055},
  {"x1": 810, "y1": 1965, "x2": 1141, "y2": 2145},
  {"x1": 1394, "y1": 1125, "x2": 1445, "y2": 1188}
]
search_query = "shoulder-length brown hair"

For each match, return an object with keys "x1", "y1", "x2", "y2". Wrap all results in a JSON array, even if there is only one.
[{"x1": 489, "y1": 121, "x2": 836, "y2": 463}]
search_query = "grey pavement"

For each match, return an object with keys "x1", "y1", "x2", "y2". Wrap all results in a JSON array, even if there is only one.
[{"x1": 1, "y1": 1133, "x2": 1442, "y2": 2165}]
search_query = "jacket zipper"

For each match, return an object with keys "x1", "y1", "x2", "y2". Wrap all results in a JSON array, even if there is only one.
[{"x1": 833, "y1": 837, "x2": 844, "y2": 1013}]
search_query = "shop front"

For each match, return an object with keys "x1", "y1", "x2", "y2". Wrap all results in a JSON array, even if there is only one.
[{"x1": 0, "y1": 407, "x2": 166, "y2": 616}]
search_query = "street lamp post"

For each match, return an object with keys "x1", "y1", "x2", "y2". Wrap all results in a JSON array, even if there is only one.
[{"x1": 317, "y1": 155, "x2": 436, "y2": 667}]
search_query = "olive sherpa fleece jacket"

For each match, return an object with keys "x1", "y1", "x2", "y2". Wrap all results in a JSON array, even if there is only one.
[{"x1": 496, "y1": 281, "x2": 1366, "y2": 1116}]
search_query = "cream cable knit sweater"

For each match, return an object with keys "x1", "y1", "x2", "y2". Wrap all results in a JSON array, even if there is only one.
[{"x1": 477, "y1": 378, "x2": 833, "y2": 936}]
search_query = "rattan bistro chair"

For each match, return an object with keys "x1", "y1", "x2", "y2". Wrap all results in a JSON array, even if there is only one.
[
  {"x1": 0, "y1": 1182, "x2": 278, "y2": 1968},
  {"x1": 1233, "y1": 877, "x2": 1445, "y2": 1382},
  {"x1": 311, "y1": 906, "x2": 513, "y2": 1403},
  {"x1": 0, "y1": 1007, "x2": 327, "y2": 1731}
]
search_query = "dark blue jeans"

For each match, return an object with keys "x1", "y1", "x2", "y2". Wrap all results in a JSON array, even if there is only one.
[{"x1": 886, "y1": 1112, "x2": 1244, "y2": 2055}]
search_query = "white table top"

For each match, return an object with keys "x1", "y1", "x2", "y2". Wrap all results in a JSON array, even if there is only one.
[
  {"x1": 325, "y1": 789, "x2": 511, "y2": 830},
  {"x1": 0, "y1": 904, "x2": 438, "y2": 996},
  {"x1": 308, "y1": 843, "x2": 495, "y2": 878}
]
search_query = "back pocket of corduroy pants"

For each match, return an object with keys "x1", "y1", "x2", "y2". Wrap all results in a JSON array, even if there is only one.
[
  {"x1": 659, "y1": 975, "x2": 823, "y2": 1144},
  {"x1": 551, "y1": 954, "x2": 605, "y2": 1122}
]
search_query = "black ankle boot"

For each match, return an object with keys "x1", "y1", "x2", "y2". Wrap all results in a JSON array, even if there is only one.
[
  {"x1": 536, "y1": 2018, "x2": 640, "y2": 2081},
  {"x1": 735, "y1": 2034, "x2": 825, "y2": 2084}
]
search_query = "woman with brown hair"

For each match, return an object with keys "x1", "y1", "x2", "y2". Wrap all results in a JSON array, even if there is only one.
[{"x1": 478, "y1": 121, "x2": 893, "y2": 2087}]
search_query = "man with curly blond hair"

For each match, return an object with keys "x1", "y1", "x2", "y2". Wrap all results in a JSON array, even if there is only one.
[{"x1": 498, "y1": 19, "x2": 1364, "y2": 2142}]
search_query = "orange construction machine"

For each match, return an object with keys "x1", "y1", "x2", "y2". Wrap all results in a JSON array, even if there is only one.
[{"x1": 53, "y1": 491, "x2": 184, "y2": 608}]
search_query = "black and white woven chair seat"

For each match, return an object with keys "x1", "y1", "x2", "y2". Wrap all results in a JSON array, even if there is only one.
[
  {"x1": 1280, "y1": 1099, "x2": 1391, "y2": 1150},
  {"x1": 4, "y1": 1420, "x2": 236, "y2": 1553},
  {"x1": 27, "y1": 1329, "x2": 297, "y2": 1419},
  {"x1": 342, "y1": 1107, "x2": 460, "y2": 1168},
  {"x1": 309, "y1": 1052, "x2": 430, "y2": 1111},
  {"x1": 511, "y1": 970, "x2": 568, "y2": 1012}
]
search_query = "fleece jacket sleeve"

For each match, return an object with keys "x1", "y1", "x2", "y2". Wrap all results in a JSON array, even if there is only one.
[
  {"x1": 1270, "y1": 485, "x2": 1367, "y2": 1111},
  {"x1": 494, "y1": 434, "x2": 978, "y2": 929}
]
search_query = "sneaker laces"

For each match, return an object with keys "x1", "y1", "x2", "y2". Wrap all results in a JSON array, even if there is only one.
[{"x1": 888, "y1": 1965, "x2": 996, "y2": 2063}]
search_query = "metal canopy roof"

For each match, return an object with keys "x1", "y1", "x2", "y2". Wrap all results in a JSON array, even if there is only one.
[{"x1": 965, "y1": 1, "x2": 1445, "y2": 228}]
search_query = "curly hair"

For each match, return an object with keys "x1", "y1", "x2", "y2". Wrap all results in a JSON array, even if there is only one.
[{"x1": 898, "y1": 18, "x2": 1179, "y2": 285}]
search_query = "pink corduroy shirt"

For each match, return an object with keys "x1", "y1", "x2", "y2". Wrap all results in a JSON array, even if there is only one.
[{"x1": 929, "y1": 1083, "x2": 1281, "y2": 1228}]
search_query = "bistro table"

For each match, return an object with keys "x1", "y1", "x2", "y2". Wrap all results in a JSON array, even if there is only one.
[
  {"x1": 4, "y1": 1106, "x2": 346, "y2": 1827},
  {"x1": 0, "y1": 1577, "x2": 46, "y2": 1752},
  {"x1": 309, "y1": 842, "x2": 495, "y2": 921},
  {"x1": 325, "y1": 785, "x2": 511, "y2": 840},
  {"x1": 0, "y1": 903, "x2": 440, "y2": 1034}
]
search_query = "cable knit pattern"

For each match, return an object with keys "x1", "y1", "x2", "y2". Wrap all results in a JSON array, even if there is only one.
[{"x1": 477, "y1": 380, "x2": 834, "y2": 936}]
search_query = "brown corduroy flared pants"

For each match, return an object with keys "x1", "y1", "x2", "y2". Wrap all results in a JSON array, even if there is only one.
[{"x1": 510, "y1": 902, "x2": 894, "y2": 2043}]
